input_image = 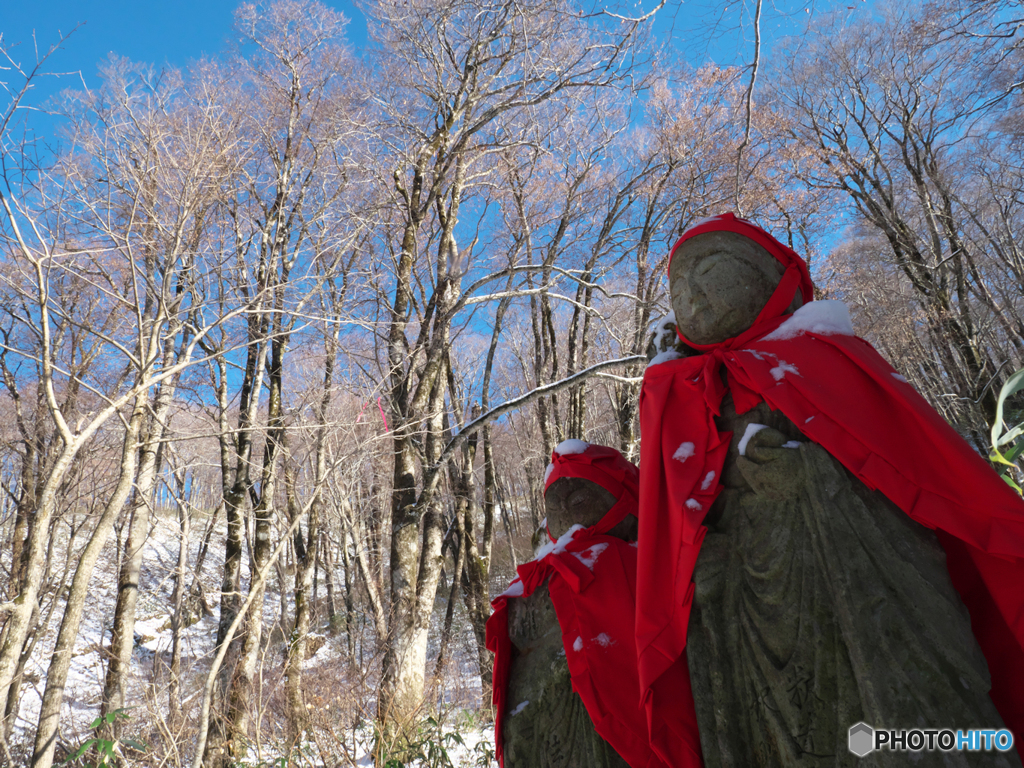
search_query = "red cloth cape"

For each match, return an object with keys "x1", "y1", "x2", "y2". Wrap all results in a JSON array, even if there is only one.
[
  {"x1": 637, "y1": 214, "x2": 1024, "y2": 744},
  {"x1": 487, "y1": 445, "x2": 702, "y2": 768}
]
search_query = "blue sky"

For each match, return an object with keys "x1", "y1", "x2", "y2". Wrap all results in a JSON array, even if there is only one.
[
  {"x1": 2, "y1": 0, "x2": 364, "y2": 99},
  {"x1": 1, "y1": 0, "x2": 820, "y2": 95},
  {"x1": 0, "y1": 0, "x2": 364, "y2": 151},
  {"x1": 1, "y1": 0, "x2": 839, "y2": 151},
  {"x1": 1, "y1": 0, "x2": 368, "y2": 73}
]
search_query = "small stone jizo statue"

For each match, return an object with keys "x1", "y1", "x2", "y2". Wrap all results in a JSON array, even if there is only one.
[{"x1": 488, "y1": 442, "x2": 697, "y2": 768}]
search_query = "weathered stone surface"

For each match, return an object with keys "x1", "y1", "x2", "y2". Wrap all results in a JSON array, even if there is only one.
[
  {"x1": 688, "y1": 397, "x2": 1017, "y2": 767},
  {"x1": 501, "y1": 478, "x2": 634, "y2": 768},
  {"x1": 544, "y1": 476, "x2": 637, "y2": 541},
  {"x1": 669, "y1": 231, "x2": 802, "y2": 346},
  {"x1": 503, "y1": 583, "x2": 630, "y2": 768},
  {"x1": 668, "y1": 230, "x2": 1020, "y2": 767}
]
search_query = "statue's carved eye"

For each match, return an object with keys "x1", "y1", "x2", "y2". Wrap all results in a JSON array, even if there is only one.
[
  {"x1": 567, "y1": 491, "x2": 588, "y2": 510},
  {"x1": 696, "y1": 253, "x2": 722, "y2": 276}
]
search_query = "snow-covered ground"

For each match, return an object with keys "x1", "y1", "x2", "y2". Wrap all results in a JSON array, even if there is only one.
[{"x1": 6, "y1": 506, "x2": 497, "y2": 767}]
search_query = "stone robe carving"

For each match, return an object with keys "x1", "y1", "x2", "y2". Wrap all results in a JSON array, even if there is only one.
[
  {"x1": 500, "y1": 476, "x2": 636, "y2": 768},
  {"x1": 662, "y1": 228, "x2": 1020, "y2": 767}
]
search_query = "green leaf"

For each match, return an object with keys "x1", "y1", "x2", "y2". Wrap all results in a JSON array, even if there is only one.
[
  {"x1": 990, "y1": 448, "x2": 1016, "y2": 468},
  {"x1": 996, "y1": 424, "x2": 1024, "y2": 448},
  {"x1": 1006, "y1": 441, "x2": 1024, "y2": 463},
  {"x1": 992, "y1": 367, "x2": 1024, "y2": 449},
  {"x1": 63, "y1": 739, "x2": 96, "y2": 763}
]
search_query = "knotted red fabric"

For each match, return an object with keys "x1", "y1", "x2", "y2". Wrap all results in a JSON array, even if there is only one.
[
  {"x1": 637, "y1": 213, "x2": 1024, "y2": 744},
  {"x1": 487, "y1": 444, "x2": 702, "y2": 768}
]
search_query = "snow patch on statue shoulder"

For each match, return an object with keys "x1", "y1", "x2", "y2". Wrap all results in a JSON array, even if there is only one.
[
  {"x1": 554, "y1": 439, "x2": 590, "y2": 455},
  {"x1": 649, "y1": 311, "x2": 678, "y2": 350},
  {"x1": 761, "y1": 300, "x2": 854, "y2": 341},
  {"x1": 573, "y1": 542, "x2": 609, "y2": 571},
  {"x1": 499, "y1": 579, "x2": 525, "y2": 599},
  {"x1": 649, "y1": 349, "x2": 682, "y2": 367},
  {"x1": 738, "y1": 423, "x2": 768, "y2": 456},
  {"x1": 510, "y1": 701, "x2": 529, "y2": 716},
  {"x1": 533, "y1": 524, "x2": 585, "y2": 562}
]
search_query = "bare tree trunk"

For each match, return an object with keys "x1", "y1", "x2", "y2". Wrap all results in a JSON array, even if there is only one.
[
  {"x1": 284, "y1": 310, "x2": 338, "y2": 745},
  {"x1": 459, "y1": 480, "x2": 492, "y2": 710},
  {"x1": 0, "y1": 365, "x2": 43, "y2": 742},
  {"x1": 169, "y1": 466, "x2": 191, "y2": 724},
  {"x1": 495, "y1": 476, "x2": 519, "y2": 572},
  {"x1": 322, "y1": 530, "x2": 338, "y2": 624},
  {"x1": 205, "y1": 336, "x2": 267, "y2": 767},
  {"x1": 31, "y1": 396, "x2": 148, "y2": 768},
  {"x1": 444, "y1": 385, "x2": 493, "y2": 710},
  {"x1": 342, "y1": 498, "x2": 388, "y2": 643},
  {"x1": 434, "y1": 507, "x2": 466, "y2": 686},
  {"x1": 276, "y1": 554, "x2": 291, "y2": 637},
  {"x1": 102, "y1": 335, "x2": 180, "y2": 724},
  {"x1": 378, "y1": 178, "x2": 431, "y2": 745},
  {"x1": 378, "y1": 435, "x2": 428, "y2": 738},
  {"x1": 379, "y1": 365, "x2": 449, "y2": 754},
  {"x1": 284, "y1": 458, "x2": 318, "y2": 748},
  {"x1": 339, "y1": 530, "x2": 356, "y2": 658},
  {"x1": 225, "y1": 332, "x2": 285, "y2": 757},
  {"x1": 1, "y1": 610, "x2": 37, "y2": 744},
  {"x1": 0, "y1": 444, "x2": 77, "y2": 724}
]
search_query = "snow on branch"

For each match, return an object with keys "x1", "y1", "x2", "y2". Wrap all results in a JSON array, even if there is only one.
[
  {"x1": 437, "y1": 354, "x2": 646, "y2": 466},
  {"x1": 463, "y1": 288, "x2": 602, "y2": 316},
  {"x1": 452, "y1": 263, "x2": 641, "y2": 319},
  {"x1": 394, "y1": 355, "x2": 648, "y2": 519},
  {"x1": 593, "y1": 371, "x2": 645, "y2": 384},
  {"x1": 597, "y1": 0, "x2": 666, "y2": 24}
]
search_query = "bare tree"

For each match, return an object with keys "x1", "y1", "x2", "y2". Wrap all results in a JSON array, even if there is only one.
[
  {"x1": 361, "y1": 0, "x2": 653, "y2": 744},
  {"x1": 196, "y1": 3, "x2": 365, "y2": 763},
  {"x1": 0, "y1": 55, "x2": 242, "y2": 768},
  {"x1": 773, "y1": 1, "x2": 1024, "y2": 443}
]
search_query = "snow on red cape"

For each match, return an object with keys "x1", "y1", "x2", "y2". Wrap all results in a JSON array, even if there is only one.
[
  {"x1": 638, "y1": 212, "x2": 1024, "y2": 748},
  {"x1": 761, "y1": 299, "x2": 853, "y2": 340}
]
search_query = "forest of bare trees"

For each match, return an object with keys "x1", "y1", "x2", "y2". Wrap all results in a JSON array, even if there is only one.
[{"x1": 1, "y1": 0, "x2": 1023, "y2": 765}]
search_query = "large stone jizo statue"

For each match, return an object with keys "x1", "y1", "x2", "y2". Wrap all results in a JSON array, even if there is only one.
[{"x1": 636, "y1": 214, "x2": 1024, "y2": 768}]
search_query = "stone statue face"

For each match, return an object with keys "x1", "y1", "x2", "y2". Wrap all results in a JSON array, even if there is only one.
[
  {"x1": 669, "y1": 231, "x2": 802, "y2": 345},
  {"x1": 545, "y1": 477, "x2": 616, "y2": 537}
]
